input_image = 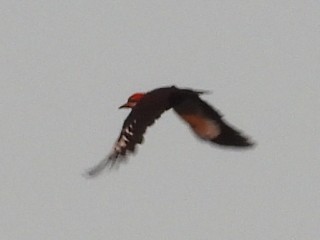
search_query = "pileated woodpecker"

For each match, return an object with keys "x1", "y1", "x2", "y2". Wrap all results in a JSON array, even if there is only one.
[{"x1": 86, "y1": 86, "x2": 254, "y2": 176}]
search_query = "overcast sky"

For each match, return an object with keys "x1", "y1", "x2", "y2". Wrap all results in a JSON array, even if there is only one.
[{"x1": 1, "y1": 1, "x2": 320, "y2": 239}]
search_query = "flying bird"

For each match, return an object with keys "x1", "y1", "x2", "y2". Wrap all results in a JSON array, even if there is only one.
[{"x1": 86, "y1": 86, "x2": 254, "y2": 176}]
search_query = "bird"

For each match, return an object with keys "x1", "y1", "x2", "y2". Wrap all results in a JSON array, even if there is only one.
[{"x1": 86, "y1": 86, "x2": 254, "y2": 177}]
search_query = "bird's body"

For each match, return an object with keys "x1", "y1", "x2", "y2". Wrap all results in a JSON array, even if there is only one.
[{"x1": 86, "y1": 86, "x2": 254, "y2": 176}]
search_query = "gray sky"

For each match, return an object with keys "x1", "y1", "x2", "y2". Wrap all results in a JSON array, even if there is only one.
[{"x1": 1, "y1": 1, "x2": 319, "y2": 239}]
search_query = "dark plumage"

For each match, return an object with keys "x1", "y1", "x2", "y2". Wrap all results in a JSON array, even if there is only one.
[{"x1": 86, "y1": 86, "x2": 254, "y2": 177}]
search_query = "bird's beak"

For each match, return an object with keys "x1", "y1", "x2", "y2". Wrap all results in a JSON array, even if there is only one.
[{"x1": 119, "y1": 103, "x2": 131, "y2": 109}]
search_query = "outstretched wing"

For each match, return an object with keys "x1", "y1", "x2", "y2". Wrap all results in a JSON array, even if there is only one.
[
  {"x1": 86, "y1": 88, "x2": 175, "y2": 177},
  {"x1": 173, "y1": 94, "x2": 254, "y2": 147}
]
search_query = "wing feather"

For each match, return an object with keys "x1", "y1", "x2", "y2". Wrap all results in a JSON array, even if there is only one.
[
  {"x1": 173, "y1": 94, "x2": 254, "y2": 147},
  {"x1": 86, "y1": 88, "x2": 175, "y2": 177}
]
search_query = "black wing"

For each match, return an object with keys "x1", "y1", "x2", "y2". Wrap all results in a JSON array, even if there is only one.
[
  {"x1": 173, "y1": 93, "x2": 254, "y2": 147},
  {"x1": 86, "y1": 87, "x2": 176, "y2": 177}
]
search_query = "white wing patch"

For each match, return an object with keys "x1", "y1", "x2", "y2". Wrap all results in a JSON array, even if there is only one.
[
  {"x1": 125, "y1": 126, "x2": 133, "y2": 135},
  {"x1": 117, "y1": 136, "x2": 127, "y2": 148},
  {"x1": 114, "y1": 133, "x2": 129, "y2": 152},
  {"x1": 113, "y1": 123, "x2": 135, "y2": 154}
]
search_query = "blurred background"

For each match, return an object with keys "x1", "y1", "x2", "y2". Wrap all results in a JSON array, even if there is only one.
[{"x1": 1, "y1": 1, "x2": 319, "y2": 239}]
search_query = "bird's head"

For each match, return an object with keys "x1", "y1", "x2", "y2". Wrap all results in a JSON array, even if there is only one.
[{"x1": 119, "y1": 93, "x2": 146, "y2": 109}]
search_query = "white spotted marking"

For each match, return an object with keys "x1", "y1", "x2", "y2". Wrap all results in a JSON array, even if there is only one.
[
  {"x1": 122, "y1": 135, "x2": 129, "y2": 142},
  {"x1": 125, "y1": 127, "x2": 133, "y2": 135},
  {"x1": 118, "y1": 137, "x2": 127, "y2": 148}
]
